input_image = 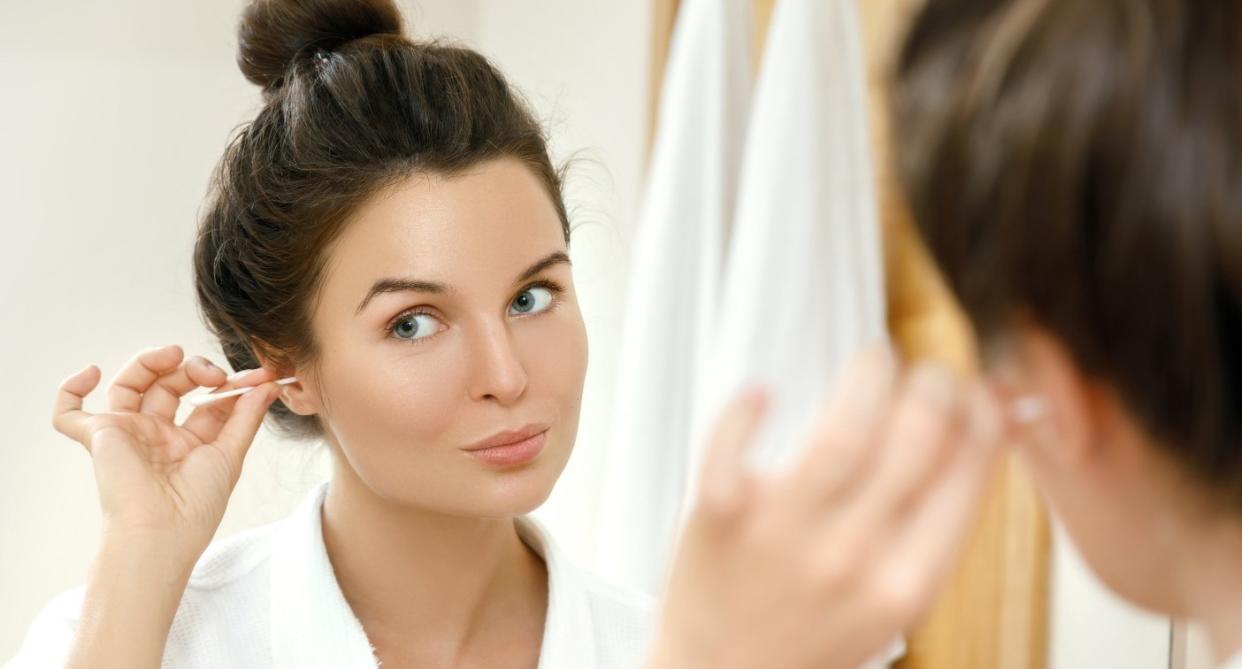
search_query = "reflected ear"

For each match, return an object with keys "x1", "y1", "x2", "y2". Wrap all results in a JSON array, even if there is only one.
[{"x1": 990, "y1": 325, "x2": 1098, "y2": 466}]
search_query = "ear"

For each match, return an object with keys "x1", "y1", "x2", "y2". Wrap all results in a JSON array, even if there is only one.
[
  {"x1": 989, "y1": 323, "x2": 1101, "y2": 468},
  {"x1": 252, "y1": 348, "x2": 321, "y2": 417}
]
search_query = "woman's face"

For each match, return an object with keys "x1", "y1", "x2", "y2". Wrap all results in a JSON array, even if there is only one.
[{"x1": 289, "y1": 157, "x2": 588, "y2": 518}]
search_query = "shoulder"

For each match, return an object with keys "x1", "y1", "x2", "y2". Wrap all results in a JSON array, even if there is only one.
[
  {"x1": 4, "y1": 520, "x2": 283, "y2": 669},
  {"x1": 158, "y1": 521, "x2": 284, "y2": 668},
  {"x1": 576, "y1": 566, "x2": 657, "y2": 627},
  {"x1": 568, "y1": 565, "x2": 659, "y2": 669},
  {"x1": 185, "y1": 518, "x2": 280, "y2": 591},
  {"x1": 4, "y1": 586, "x2": 85, "y2": 669},
  {"x1": 517, "y1": 515, "x2": 657, "y2": 627},
  {"x1": 516, "y1": 516, "x2": 658, "y2": 665},
  {"x1": 576, "y1": 565, "x2": 658, "y2": 641}
]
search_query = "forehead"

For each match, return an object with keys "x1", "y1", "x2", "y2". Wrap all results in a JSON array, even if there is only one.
[{"x1": 323, "y1": 158, "x2": 566, "y2": 295}]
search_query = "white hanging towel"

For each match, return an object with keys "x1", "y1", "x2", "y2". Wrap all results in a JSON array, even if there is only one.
[
  {"x1": 594, "y1": 0, "x2": 752, "y2": 594},
  {"x1": 688, "y1": 0, "x2": 886, "y2": 482},
  {"x1": 680, "y1": 0, "x2": 900, "y2": 664}
]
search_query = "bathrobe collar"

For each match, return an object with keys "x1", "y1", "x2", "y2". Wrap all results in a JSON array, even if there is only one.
[{"x1": 268, "y1": 483, "x2": 597, "y2": 668}]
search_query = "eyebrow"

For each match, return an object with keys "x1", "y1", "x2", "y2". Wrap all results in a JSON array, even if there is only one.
[{"x1": 354, "y1": 251, "x2": 572, "y2": 315}]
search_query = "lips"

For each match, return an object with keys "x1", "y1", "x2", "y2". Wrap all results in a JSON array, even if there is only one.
[
  {"x1": 464, "y1": 423, "x2": 550, "y2": 451},
  {"x1": 462, "y1": 423, "x2": 550, "y2": 468}
]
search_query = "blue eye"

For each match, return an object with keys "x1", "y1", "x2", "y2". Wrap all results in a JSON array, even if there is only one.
[
  {"x1": 391, "y1": 312, "x2": 442, "y2": 341},
  {"x1": 509, "y1": 286, "x2": 554, "y2": 315}
]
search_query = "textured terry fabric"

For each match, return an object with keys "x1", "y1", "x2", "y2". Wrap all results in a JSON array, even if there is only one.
[{"x1": 5, "y1": 482, "x2": 656, "y2": 669}]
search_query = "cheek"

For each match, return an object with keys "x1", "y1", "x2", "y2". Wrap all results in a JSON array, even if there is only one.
[
  {"x1": 524, "y1": 308, "x2": 588, "y2": 401},
  {"x1": 318, "y1": 338, "x2": 465, "y2": 451}
]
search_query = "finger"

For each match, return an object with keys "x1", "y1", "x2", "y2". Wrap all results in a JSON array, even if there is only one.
[
  {"x1": 852, "y1": 362, "x2": 967, "y2": 522},
  {"x1": 106, "y1": 345, "x2": 184, "y2": 413},
  {"x1": 211, "y1": 381, "x2": 280, "y2": 478},
  {"x1": 964, "y1": 380, "x2": 1005, "y2": 459},
  {"x1": 222, "y1": 367, "x2": 274, "y2": 387},
  {"x1": 875, "y1": 390, "x2": 1004, "y2": 626},
  {"x1": 52, "y1": 364, "x2": 102, "y2": 448},
  {"x1": 697, "y1": 385, "x2": 769, "y2": 516},
  {"x1": 789, "y1": 345, "x2": 899, "y2": 505},
  {"x1": 181, "y1": 367, "x2": 278, "y2": 444},
  {"x1": 137, "y1": 356, "x2": 228, "y2": 420}
]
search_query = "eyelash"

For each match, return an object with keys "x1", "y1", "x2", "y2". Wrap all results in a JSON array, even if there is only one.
[{"x1": 385, "y1": 279, "x2": 566, "y2": 344}]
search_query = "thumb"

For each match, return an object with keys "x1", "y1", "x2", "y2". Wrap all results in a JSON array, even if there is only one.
[
  {"x1": 212, "y1": 382, "x2": 279, "y2": 477},
  {"x1": 697, "y1": 386, "x2": 769, "y2": 517}
]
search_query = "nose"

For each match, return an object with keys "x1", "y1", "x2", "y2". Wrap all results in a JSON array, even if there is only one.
[{"x1": 466, "y1": 318, "x2": 528, "y2": 405}]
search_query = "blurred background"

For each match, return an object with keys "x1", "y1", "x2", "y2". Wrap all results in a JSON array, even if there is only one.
[{"x1": 0, "y1": 1, "x2": 1213, "y2": 667}]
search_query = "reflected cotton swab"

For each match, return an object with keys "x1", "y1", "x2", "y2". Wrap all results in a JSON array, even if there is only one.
[{"x1": 1010, "y1": 395, "x2": 1048, "y2": 424}]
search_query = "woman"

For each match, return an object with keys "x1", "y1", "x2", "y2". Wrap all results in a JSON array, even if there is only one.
[
  {"x1": 7, "y1": 0, "x2": 653, "y2": 666},
  {"x1": 6, "y1": 0, "x2": 1007, "y2": 667}
]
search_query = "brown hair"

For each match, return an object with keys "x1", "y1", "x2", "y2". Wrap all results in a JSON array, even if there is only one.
[
  {"x1": 194, "y1": 0, "x2": 569, "y2": 439},
  {"x1": 893, "y1": 0, "x2": 1242, "y2": 504}
]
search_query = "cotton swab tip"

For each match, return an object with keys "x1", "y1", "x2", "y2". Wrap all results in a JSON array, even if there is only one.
[{"x1": 1010, "y1": 395, "x2": 1047, "y2": 424}]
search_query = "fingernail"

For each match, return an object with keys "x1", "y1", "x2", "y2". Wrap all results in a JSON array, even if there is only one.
[
  {"x1": 740, "y1": 381, "x2": 768, "y2": 406},
  {"x1": 748, "y1": 387, "x2": 768, "y2": 409}
]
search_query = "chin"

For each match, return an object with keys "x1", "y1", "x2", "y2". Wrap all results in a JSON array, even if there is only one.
[{"x1": 461, "y1": 456, "x2": 566, "y2": 518}]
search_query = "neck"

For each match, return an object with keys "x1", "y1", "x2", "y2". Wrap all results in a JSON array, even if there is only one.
[
  {"x1": 1173, "y1": 509, "x2": 1242, "y2": 664},
  {"x1": 320, "y1": 460, "x2": 548, "y2": 660}
]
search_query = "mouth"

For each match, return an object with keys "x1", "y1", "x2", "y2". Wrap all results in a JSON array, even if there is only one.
[{"x1": 462, "y1": 423, "x2": 550, "y2": 468}]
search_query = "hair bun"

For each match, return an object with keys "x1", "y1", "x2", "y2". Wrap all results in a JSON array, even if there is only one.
[{"x1": 237, "y1": 0, "x2": 404, "y2": 91}]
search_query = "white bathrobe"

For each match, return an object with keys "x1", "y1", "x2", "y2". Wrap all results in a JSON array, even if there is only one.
[{"x1": 5, "y1": 483, "x2": 656, "y2": 669}]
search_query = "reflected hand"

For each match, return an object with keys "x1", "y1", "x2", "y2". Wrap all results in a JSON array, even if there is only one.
[{"x1": 650, "y1": 347, "x2": 1003, "y2": 669}]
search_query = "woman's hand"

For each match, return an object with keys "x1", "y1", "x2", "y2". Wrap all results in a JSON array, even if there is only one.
[
  {"x1": 52, "y1": 344, "x2": 280, "y2": 564},
  {"x1": 648, "y1": 347, "x2": 1003, "y2": 669},
  {"x1": 50, "y1": 344, "x2": 280, "y2": 669}
]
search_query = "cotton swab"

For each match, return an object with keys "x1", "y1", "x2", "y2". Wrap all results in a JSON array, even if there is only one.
[
  {"x1": 1010, "y1": 395, "x2": 1048, "y2": 424},
  {"x1": 187, "y1": 377, "x2": 298, "y2": 407}
]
